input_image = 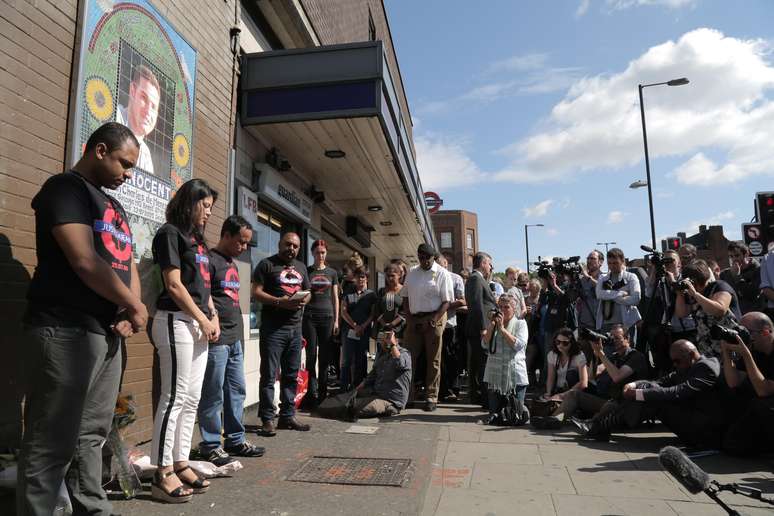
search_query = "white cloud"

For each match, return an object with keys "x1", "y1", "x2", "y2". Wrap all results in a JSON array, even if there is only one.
[
  {"x1": 486, "y1": 53, "x2": 548, "y2": 74},
  {"x1": 607, "y1": 210, "x2": 627, "y2": 224},
  {"x1": 414, "y1": 135, "x2": 486, "y2": 190},
  {"x1": 499, "y1": 28, "x2": 774, "y2": 186},
  {"x1": 607, "y1": 0, "x2": 697, "y2": 10},
  {"x1": 576, "y1": 0, "x2": 591, "y2": 17},
  {"x1": 547, "y1": 228, "x2": 560, "y2": 236},
  {"x1": 523, "y1": 200, "x2": 554, "y2": 218}
]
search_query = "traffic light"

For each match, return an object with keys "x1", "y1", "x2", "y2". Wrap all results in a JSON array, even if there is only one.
[
  {"x1": 757, "y1": 191, "x2": 774, "y2": 247},
  {"x1": 662, "y1": 236, "x2": 683, "y2": 251}
]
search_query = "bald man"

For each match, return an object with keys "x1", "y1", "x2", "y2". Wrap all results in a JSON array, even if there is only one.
[
  {"x1": 252, "y1": 232, "x2": 312, "y2": 435},
  {"x1": 575, "y1": 340, "x2": 723, "y2": 445}
]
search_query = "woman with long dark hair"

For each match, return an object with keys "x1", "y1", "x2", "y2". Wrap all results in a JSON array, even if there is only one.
[
  {"x1": 302, "y1": 239, "x2": 339, "y2": 404},
  {"x1": 544, "y1": 328, "x2": 588, "y2": 399},
  {"x1": 150, "y1": 179, "x2": 219, "y2": 503}
]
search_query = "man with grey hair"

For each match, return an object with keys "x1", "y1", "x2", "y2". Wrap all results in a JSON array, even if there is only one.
[
  {"x1": 464, "y1": 251, "x2": 496, "y2": 406},
  {"x1": 721, "y1": 311, "x2": 774, "y2": 455}
]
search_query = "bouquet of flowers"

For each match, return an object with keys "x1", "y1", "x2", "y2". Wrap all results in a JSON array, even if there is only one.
[{"x1": 106, "y1": 395, "x2": 141, "y2": 499}]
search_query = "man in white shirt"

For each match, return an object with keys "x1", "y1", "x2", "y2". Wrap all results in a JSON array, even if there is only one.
[
  {"x1": 403, "y1": 243, "x2": 454, "y2": 411},
  {"x1": 116, "y1": 64, "x2": 160, "y2": 175}
]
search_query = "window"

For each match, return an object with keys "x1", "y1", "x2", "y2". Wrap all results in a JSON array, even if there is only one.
[
  {"x1": 440, "y1": 232, "x2": 452, "y2": 249},
  {"x1": 249, "y1": 209, "x2": 293, "y2": 333},
  {"x1": 466, "y1": 230, "x2": 474, "y2": 250}
]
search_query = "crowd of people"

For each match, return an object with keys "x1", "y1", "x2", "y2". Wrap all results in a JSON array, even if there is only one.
[{"x1": 15, "y1": 122, "x2": 774, "y2": 513}]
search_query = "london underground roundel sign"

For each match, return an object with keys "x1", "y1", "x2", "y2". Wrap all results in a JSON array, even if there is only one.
[{"x1": 424, "y1": 191, "x2": 443, "y2": 214}]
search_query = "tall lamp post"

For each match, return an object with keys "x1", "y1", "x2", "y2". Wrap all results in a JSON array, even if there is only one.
[
  {"x1": 637, "y1": 77, "x2": 689, "y2": 250},
  {"x1": 525, "y1": 224, "x2": 544, "y2": 274},
  {"x1": 596, "y1": 241, "x2": 616, "y2": 255}
]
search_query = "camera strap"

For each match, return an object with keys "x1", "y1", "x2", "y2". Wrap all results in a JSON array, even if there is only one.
[{"x1": 489, "y1": 328, "x2": 498, "y2": 354}]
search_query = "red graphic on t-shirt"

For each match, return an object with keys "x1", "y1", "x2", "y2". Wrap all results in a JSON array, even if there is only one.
[
  {"x1": 224, "y1": 266, "x2": 240, "y2": 305},
  {"x1": 196, "y1": 243, "x2": 211, "y2": 289},
  {"x1": 97, "y1": 204, "x2": 132, "y2": 263},
  {"x1": 279, "y1": 267, "x2": 303, "y2": 295}
]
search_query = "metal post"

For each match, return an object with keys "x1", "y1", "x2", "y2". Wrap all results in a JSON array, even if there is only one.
[
  {"x1": 639, "y1": 84, "x2": 658, "y2": 250},
  {"x1": 525, "y1": 224, "x2": 530, "y2": 275}
]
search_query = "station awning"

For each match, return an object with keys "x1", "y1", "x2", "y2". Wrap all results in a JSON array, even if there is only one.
[{"x1": 240, "y1": 41, "x2": 434, "y2": 259}]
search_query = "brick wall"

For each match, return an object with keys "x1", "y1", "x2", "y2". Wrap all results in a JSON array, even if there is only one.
[{"x1": 0, "y1": 0, "x2": 238, "y2": 445}]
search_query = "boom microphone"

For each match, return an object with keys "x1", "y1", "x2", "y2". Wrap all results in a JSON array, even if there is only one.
[
  {"x1": 640, "y1": 245, "x2": 657, "y2": 254},
  {"x1": 658, "y1": 446, "x2": 711, "y2": 494}
]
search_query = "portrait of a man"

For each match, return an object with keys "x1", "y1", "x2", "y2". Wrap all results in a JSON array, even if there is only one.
[{"x1": 116, "y1": 64, "x2": 160, "y2": 175}]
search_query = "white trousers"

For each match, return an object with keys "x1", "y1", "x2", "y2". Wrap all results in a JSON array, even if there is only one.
[{"x1": 151, "y1": 310, "x2": 208, "y2": 466}]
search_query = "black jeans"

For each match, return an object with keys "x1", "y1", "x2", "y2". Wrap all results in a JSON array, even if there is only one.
[
  {"x1": 466, "y1": 334, "x2": 487, "y2": 403},
  {"x1": 258, "y1": 323, "x2": 302, "y2": 422},
  {"x1": 440, "y1": 326, "x2": 460, "y2": 398},
  {"x1": 17, "y1": 326, "x2": 122, "y2": 516},
  {"x1": 302, "y1": 313, "x2": 334, "y2": 400}
]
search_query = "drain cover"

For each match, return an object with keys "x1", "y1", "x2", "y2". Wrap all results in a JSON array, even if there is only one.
[{"x1": 287, "y1": 456, "x2": 412, "y2": 487}]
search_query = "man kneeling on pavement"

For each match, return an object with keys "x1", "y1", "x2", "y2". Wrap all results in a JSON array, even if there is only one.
[
  {"x1": 354, "y1": 331, "x2": 412, "y2": 418},
  {"x1": 573, "y1": 340, "x2": 723, "y2": 445}
]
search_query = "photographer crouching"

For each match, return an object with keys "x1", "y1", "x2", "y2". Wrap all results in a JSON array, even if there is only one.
[{"x1": 720, "y1": 312, "x2": 774, "y2": 455}]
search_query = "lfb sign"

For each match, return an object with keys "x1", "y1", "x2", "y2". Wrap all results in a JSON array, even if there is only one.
[{"x1": 239, "y1": 186, "x2": 259, "y2": 229}]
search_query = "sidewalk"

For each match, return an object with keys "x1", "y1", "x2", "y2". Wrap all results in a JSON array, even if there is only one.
[{"x1": 106, "y1": 401, "x2": 774, "y2": 515}]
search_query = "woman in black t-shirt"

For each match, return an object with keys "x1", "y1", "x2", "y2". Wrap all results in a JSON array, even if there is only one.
[
  {"x1": 302, "y1": 240, "x2": 339, "y2": 403},
  {"x1": 150, "y1": 179, "x2": 219, "y2": 503},
  {"x1": 373, "y1": 262, "x2": 406, "y2": 343},
  {"x1": 676, "y1": 259, "x2": 741, "y2": 359}
]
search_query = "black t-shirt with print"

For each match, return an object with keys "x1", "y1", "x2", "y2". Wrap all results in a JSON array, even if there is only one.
[
  {"x1": 306, "y1": 266, "x2": 338, "y2": 316},
  {"x1": 25, "y1": 171, "x2": 134, "y2": 335},
  {"x1": 343, "y1": 289, "x2": 378, "y2": 329},
  {"x1": 595, "y1": 348, "x2": 648, "y2": 399},
  {"x1": 253, "y1": 255, "x2": 311, "y2": 327},
  {"x1": 209, "y1": 249, "x2": 242, "y2": 345},
  {"x1": 153, "y1": 223, "x2": 211, "y2": 314}
]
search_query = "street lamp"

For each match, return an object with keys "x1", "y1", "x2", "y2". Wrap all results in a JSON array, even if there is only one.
[
  {"x1": 638, "y1": 77, "x2": 689, "y2": 249},
  {"x1": 524, "y1": 224, "x2": 544, "y2": 274},
  {"x1": 596, "y1": 241, "x2": 617, "y2": 255}
]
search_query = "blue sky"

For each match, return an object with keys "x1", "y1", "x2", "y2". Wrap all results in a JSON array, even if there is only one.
[{"x1": 386, "y1": 0, "x2": 774, "y2": 271}]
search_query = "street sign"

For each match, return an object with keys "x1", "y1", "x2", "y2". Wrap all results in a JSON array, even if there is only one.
[
  {"x1": 743, "y1": 223, "x2": 765, "y2": 257},
  {"x1": 424, "y1": 191, "x2": 443, "y2": 214}
]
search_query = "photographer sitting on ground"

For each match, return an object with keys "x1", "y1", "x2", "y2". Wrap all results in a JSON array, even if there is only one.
[
  {"x1": 354, "y1": 331, "x2": 412, "y2": 418},
  {"x1": 720, "y1": 242, "x2": 762, "y2": 316},
  {"x1": 675, "y1": 259, "x2": 741, "y2": 358},
  {"x1": 595, "y1": 248, "x2": 641, "y2": 338},
  {"x1": 540, "y1": 325, "x2": 647, "y2": 428},
  {"x1": 478, "y1": 294, "x2": 529, "y2": 425},
  {"x1": 720, "y1": 312, "x2": 774, "y2": 455},
  {"x1": 574, "y1": 340, "x2": 723, "y2": 445},
  {"x1": 544, "y1": 328, "x2": 588, "y2": 399}
]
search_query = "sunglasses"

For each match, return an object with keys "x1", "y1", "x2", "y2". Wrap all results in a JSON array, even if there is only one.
[{"x1": 555, "y1": 339, "x2": 571, "y2": 346}]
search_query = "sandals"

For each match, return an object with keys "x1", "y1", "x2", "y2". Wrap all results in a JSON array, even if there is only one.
[
  {"x1": 174, "y1": 465, "x2": 210, "y2": 494},
  {"x1": 151, "y1": 469, "x2": 193, "y2": 504}
]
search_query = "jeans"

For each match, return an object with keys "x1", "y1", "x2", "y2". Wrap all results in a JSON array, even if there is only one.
[
  {"x1": 151, "y1": 311, "x2": 208, "y2": 467},
  {"x1": 342, "y1": 331, "x2": 369, "y2": 391},
  {"x1": 259, "y1": 323, "x2": 302, "y2": 421},
  {"x1": 302, "y1": 313, "x2": 334, "y2": 399},
  {"x1": 17, "y1": 326, "x2": 121, "y2": 516},
  {"x1": 197, "y1": 341, "x2": 247, "y2": 453},
  {"x1": 440, "y1": 326, "x2": 461, "y2": 398}
]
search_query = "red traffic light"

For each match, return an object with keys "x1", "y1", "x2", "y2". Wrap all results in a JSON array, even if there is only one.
[
  {"x1": 767, "y1": 197, "x2": 774, "y2": 207},
  {"x1": 672, "y1": 239, "x2": 680, "y2": 248}
]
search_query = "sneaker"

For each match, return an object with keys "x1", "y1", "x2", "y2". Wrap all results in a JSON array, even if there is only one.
[
  {"x1": 423, "y1": 401, "x2": 437, "y2": 412},
  {"x1": 205, "y1": 448, "x2": 238, "y2": 467},
  {"x1": 569, "y1": 416, "x2": 591, "y2": 436},
  {"x1": 476, "y1": 413, "x2": 500, "y2": 426},
  {"x1": 260, "y1": 419, "x2": 277, "y2": 437},
  {"x1": 277, "y1": 416, "x2": 311, "y2": 431},
  {"x1": 225, "y1": 441, "x2": 265, "y2": 457}
]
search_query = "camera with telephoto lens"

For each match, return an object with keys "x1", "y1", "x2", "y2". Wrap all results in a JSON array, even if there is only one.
[
  {"x1": 710, "y1": 324, "x2": 751, "y2": 346},
  {"x1": 580, "y1": 327, "x2": 612, "y2": 345},
  {"x1": 675, "y1": 279, "x2": 692, "y2": 292},
  {"x1": 489, "y1": 308, "x2": 502, "y2": 320}
]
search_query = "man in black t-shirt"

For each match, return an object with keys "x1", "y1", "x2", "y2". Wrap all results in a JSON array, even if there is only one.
[
  {"x1": 197, "y1": 216, "x2": 265, "y2": 465},
  {"x1": 19, "y1": 123, "x2": 147, "y2": 516},
  {"x1": 721, "y1": 312, "x2": 774, "y2": 455},
  {"x1": 252, "y1": 232, "x2": 311, "y2": 435}
]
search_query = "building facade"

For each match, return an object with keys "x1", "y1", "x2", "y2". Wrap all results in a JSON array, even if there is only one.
[
  {"x1": 0, "y1": 0, "x2": 433, "y2": 445},
  {"x1": 430, "y1": 210, "x2": 479, "y2": 273}
]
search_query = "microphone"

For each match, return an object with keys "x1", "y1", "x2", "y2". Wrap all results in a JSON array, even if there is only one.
[
  {"x1": 640, "y1": 245, "x2": 657, "y2": 254},
  {"x1": 659, "y1": 446, "x2": 711, "y2": 494}
]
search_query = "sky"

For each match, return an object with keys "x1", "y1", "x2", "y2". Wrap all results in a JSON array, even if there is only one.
[{"x1": 385, "y1": 0, "x2": 774, "y2": 272}]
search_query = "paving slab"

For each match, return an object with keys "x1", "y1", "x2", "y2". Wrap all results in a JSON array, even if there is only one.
[
  {"x1": 539, "y1": 443, "x2": 634, "y2": 467},
  {"x1": 552, "y1": 493, "x2": 677, "y2": 516},
  {"x1": 444, "y1": 441, "x2": 541, "y2": 466},
  {"x1": 432, "y1": 487, "x2": 555, "y2": 516},
  {"x1": 470, "y1": 463, "x2": 576, "y2": 495},
  {"x1": 567, "y1": 465, "x2": 690, "y2": 500}
]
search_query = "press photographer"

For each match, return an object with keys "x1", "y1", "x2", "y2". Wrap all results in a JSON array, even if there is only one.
[
  {"x1": 675, "y1": 260, "x2": 741, "y2": 358},
  {"x1": 719, "y1": 242, "x2": 762, "y2": 315},
  {"x1": 576, "y1": 250, "x2": 603, "y2": 332},
  {"x1": 595, "y1": 248, "x2": 642, "y2": 337},
  {"x1": 720, "y1": 312, "x2": 774, "y2": 455}
]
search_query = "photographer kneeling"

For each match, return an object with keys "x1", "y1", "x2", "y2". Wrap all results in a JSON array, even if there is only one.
[
  {"x1": 354, "y1": 331, "x2": 412, "y2": 418},
  {"x1": 720, "y1": 312, "x2": 774, "y2": 455},
  {"x1": 478, "y1": 294, "x2": 529, "y2": 425},
  {"x1": 675, "y1": 260, "x2": 741, "y2": 358}
]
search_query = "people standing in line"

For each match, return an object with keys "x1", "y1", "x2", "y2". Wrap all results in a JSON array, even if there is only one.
[
  {"x1": 479, "y1": 294, "x2": 529, "y2": 425},
  {"x1": 196, "y1": 215, "x2": 265, "y2": 467},
  {"x1": 464, "y1": 252, "x2": 497, "y2": 406},
  {"x1": 340, "y1": 267, "x2": 377, "y2": 390},
  {"x1": 302, "y1": 239, "x2": 339, "y2": 405},
  {"x1": 19, "y1": 123, "x2": 146, "y2": 515},
  {"x1": 403, "y1": 243, "x2": 454, "y2": 411},
  {"x1": 252, "y1": 232, "x2": 312, "y2": 435},
  {"x1": 438, "y1": 255, "x2": 466, "y2": 402},
  {"x1": 150, "y1": 178, "x2": 219, "y2": 503}
]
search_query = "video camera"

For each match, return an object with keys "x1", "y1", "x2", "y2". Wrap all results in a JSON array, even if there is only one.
[
  {"x1": 710, "y1": 323, "x2": 751, "y2": 346},
  {"x1": 533, "y1": 256, "x2": 582, "y2": 281},
  {"x1": 641, "y1": 245, "x2": 674, "y2": 279},
  {"x1": 579, "y1": 327, "x2": 612, "y2": 345}
]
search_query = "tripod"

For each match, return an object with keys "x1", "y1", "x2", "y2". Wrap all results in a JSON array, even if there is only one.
[{"x1": 705, "y1": 479, "x2": 774, "y2": 516}]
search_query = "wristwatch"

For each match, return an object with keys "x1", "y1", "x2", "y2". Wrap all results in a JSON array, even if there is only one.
[{"x1": 209, "y1": 308, "x2": 218, "y2": 320}]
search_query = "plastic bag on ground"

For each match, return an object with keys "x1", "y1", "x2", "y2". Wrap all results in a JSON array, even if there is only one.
[{"x1": 189, "y1": 459, "x2": 243, "y2": 478}]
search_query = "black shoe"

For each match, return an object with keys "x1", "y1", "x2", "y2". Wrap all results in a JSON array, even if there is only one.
[
  {"x1": 204, "y1": 447, "x2": 238, "y2": 467},
  {"x1": 260, "y1": 419, "x2": 277, "y2": 437},
  {"x1": 423, "y1": 401, "x2": 437, "y2": 412},
  {"x1": 225, "y1": 440, "x2": 265, "y2": 457},
  {"x1": 277, "y1": 416, "x2": 311, "y2": 431},
  {"x1": 477, "y1": 413, "x2": 500, "y2": 426},
  {"x1": 532, "y1": 415, "x2": 562, "y2": 430}
]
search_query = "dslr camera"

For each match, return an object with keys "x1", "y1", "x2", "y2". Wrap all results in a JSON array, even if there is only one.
[
  {"x1": 675, "y1": 279, "x2": 692, "y2": 292},
  {"x1": 710, "y1": 323, "x2": 751, "y2": 346},
  {"x1": 489, "y1": 308, "x2": 502, "y2": 320},
  {"x1": 580, "y1": 327, "x2": 612, "y2": 345}
]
